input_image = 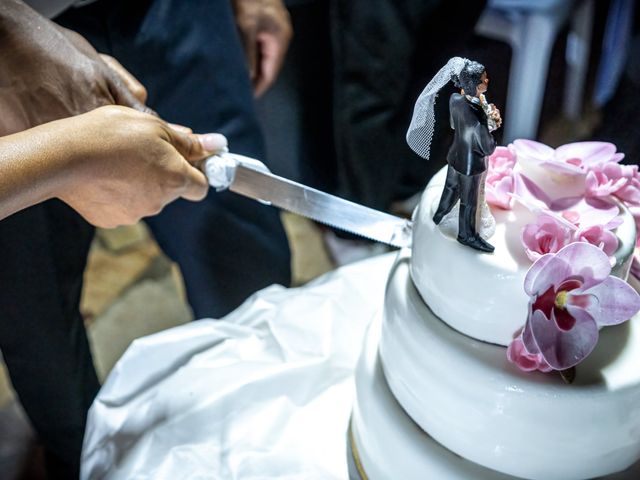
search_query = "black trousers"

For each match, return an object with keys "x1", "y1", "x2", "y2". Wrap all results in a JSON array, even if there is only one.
[
  {"x1": 0, "y1": 1, "x2": 290, "y2": 478},
  {"x1": 433, "y1": 165, "x2": 483, "y2": 241},
  {"x1": 0, "y1": 201, "x2": 98, "y2": 479}
]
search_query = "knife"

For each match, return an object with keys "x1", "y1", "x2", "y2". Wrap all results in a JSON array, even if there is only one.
[{"x1": 204, "y1": 152, "x2": 413, "y2": 249}]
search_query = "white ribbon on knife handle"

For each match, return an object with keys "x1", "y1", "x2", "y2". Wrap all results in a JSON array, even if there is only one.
[{"x1": 204, "y1": 150, "x2": 271, "y2": 192}]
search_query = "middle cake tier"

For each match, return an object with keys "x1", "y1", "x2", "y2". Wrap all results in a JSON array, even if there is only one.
[{"x1": 379, "y1": 250, "x2": 640, "y2": 480}]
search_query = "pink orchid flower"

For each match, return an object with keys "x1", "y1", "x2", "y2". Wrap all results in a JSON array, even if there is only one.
[
  {"x1": 614, "y1": 164, "x2": 640, "y2": 206},
  {"x1": 522, "y1": 215, "x2": 573, "y2": 261},
  {"x1": 515, "y1": 173, "x2": 622, "y2": 230},
  {"x1": 559, "y1": 197, "x2": 622, "y2": 230},
  {"x1": 507, "y1": 330, "x2": 552, "y2": 373},
  {"x1": 574, "y1": 224, "x2": 618, "y2": 256},
  {"x1": 487, "y1": 145, "x2": 517, "y2": 174},
  {"x1": 513, "y1": 140, "x2": 624, "y2": 176},
  {"x1": 586, "y1": 162, "x2": 629, "y2": 198},
  {"x1": 511, "y1": 242, "x2": 640, "y2": 371},
  {"x1": 486, "y1": 146, "x2": 517, "y2": 210}
]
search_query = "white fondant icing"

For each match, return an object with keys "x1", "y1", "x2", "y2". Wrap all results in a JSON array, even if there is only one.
[
  {"x1": 410, "y1": 167, "x2": 636, "y2": 346},
  {"x1": 351, "y1": 309, "x2": 640, "y2": 480},
  {"x1": 411, "y1": 167, "x2": 535, "y2": 345},
  {"x1": 351, "y1": 316, "x2": 515, "y2": 480},
  {"x1": 380, "y1": 251, "x2": 640, "y2": 480}
]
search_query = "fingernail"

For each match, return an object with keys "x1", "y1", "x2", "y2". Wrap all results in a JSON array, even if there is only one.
[{"x1": 201, "y1": 133, "x2": 228, "y2": 153}]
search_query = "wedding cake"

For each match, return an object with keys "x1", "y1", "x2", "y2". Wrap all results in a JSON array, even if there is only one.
[{"x1": 349, "y1": 140, "x2": 640, "y2": 480}]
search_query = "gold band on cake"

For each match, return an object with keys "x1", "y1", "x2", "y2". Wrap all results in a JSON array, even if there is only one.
[{"x1": 348, "y1": 419, "x2": 369, "y2": 480}]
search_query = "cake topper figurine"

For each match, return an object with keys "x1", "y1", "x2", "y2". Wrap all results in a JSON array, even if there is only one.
[{"x1": 407, "y1": 57, "x2": 502, "y2": 252}]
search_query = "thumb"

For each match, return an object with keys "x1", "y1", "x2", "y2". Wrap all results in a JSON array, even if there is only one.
[
  {"x1": 179, "y1": 158, "x2": 210, "y2": 202},
  {"x1": 168, "y1": 129, "x2": 228, "y2": 163}
]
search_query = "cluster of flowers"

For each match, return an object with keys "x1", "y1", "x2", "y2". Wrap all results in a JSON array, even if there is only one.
[
  {"x1": 483, "y1": 140, "x2": 640, "y2": 374},
  {"x1": 486, "y1": 141, "x2": 640, "y2": 257}
]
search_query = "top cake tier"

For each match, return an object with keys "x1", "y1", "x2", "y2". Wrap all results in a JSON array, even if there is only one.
[{"x1": 411, "y1": 155, "x2": 636, "y2": 346}]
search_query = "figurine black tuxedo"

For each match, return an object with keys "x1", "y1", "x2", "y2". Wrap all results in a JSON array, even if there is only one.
[
  {"x1": 432, "y1": 90, "x2": 497, "y2": 252},
  {"x1": 407, "y1": 58, "x2": 501, "y2": 252}
]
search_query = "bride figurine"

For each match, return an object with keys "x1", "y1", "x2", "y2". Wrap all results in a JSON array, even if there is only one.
[{"x1": 406, "y1": 57, "x2": 502, "y2": 253}]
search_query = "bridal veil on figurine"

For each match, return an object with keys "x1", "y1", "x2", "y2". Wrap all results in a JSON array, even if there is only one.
[{"x1": 407, "y1": 57, "x2": 502, "y2": 252}]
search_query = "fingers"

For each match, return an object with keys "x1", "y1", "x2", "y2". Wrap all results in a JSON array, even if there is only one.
[
  {"x1": 108, "y1": 74, "x2": 155, "y2": 114},
  {"x1": 168, "y1": 123, "x2": 193, "y2": 134},
  {"x1": 168, "y1": 128, "x2": 228, "y2": 162},
  {"x1": 103, "y1": 59, "x2": 157, "y2": 116},
  {"x1": 238, "y1": 25, "x2": 259, "y2": 85},
  {"x1": 246, "y1": 3, "x2": 291, "y2": 97},
  {"x1": 254, "y1": 31, "x2": 287, "y2": 97},
  {"x1": 100, "y1": 54, "x2": 148, "y2": 104},
  {"x1": 180, "y1": 160, "x2": 210, "y2": 202},
  {"x1": 167, "y1": 130, "x2": 227, "y2": 201},
  {"x1": 234, "y1": 0, "x2": 292, "y2": 95}
]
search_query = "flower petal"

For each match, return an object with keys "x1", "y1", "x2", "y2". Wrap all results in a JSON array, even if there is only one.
[
  {"x1": 616, "y1": 184, "x2": 640, "y2": 205},
  {"x1": 549, "y1": 196, "x2": 585, "y2": 212},
  {"x1": 486, "y1": 175, "x2": 514, "y2": 209},
  {"x1": 585, "y1": 171, "x2": 601, "y2": 196},
  {"x1": 554, "y1": 306, "x2": 576, "y2": 331},
  {"x1": 553, "y1": 242, "x2": 612, "y2": 290},
  {"x1": 578, "y1": 276, "x2": 640, "y2": 326},
  {"x1": 524, "y1": 253, "x2": 553, "y2": 296},
  {"x1": 512, "y1": 139, "x2": 554, "y2": 163},
  {"x1": 574, "y1": 225, "x2": 619, "y2": 256},
  {"x1": 524, "y1": 253, "x2": 566, "y2": 297},
  {"x1": 507, "y1": 337, "x2": 539, "y2": 371},
  {"x1": 612, "y1": 152, "x2": 625, "y2": 163},
  {"x1": 522, "y1": 215, "x2": 572, "y2": 261},
  {"x1": 516, "y1": 174, "x2": 554, "y2": 208},
  {"x1": 522, "y1": 309, "x2": 543, "y2": 354},
  {"x1": 540, "y1": 160, "x2": 584, "y2": 176},
  {"x1": 507, "y1": 334, "x2": 553, "y2": 372},
  {"x1": 555, "y1": 142, "x2": 617, "y2": 165},
  {"x1": 530, "y1": 308, "x2": 599, "y2": 370},
  {"x1": 524, "y1": 243, "x2": 608, "y2": 295},
  {"x1": 573, "y1": 197, "x2": 620, "y2": 229}
]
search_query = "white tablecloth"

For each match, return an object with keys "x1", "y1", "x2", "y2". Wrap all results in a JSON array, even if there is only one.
[{"x1": 81, "y1": 253, "x2": 396, "y2": 480}]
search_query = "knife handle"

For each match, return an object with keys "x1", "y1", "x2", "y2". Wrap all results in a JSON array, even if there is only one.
[{"x1": 204, "y1": 152, "x2": 272, "y2": 192}]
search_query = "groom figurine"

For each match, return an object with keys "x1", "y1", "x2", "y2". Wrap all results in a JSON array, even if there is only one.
[
  {"x1": 406, "y1": 58, "x2": 501, "y2": 253},
  {"x1": 434, "y1": 60, "x2": 500, "y2": 252}
]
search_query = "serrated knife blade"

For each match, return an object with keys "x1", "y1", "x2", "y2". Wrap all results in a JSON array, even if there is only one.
[{"x1": 228, "y1": 164, "x2": 413, "y2": 248}]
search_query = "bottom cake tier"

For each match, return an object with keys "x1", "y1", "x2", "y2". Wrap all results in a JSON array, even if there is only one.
[
  {"x1": 350, "y1": 313, "x2": 640, "y2": 480},
  {"x1": 375, "y1": 250, "x2": 640, "y2": 480}
]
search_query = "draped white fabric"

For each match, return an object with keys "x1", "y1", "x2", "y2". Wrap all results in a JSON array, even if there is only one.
[{"x1": 81, "y1": 253, "x2": 396, "y2": 480}]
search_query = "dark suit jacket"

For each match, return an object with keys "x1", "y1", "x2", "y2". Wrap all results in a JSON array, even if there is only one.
[{"x1": 447, "y1": 93, "x2": 496, "y2": 176}]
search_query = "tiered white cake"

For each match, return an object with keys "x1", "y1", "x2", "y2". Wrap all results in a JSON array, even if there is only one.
[{"x1": 350, "y1": 153, "x2": 640, "y2": 480}]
